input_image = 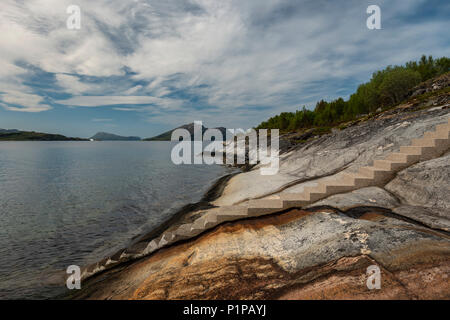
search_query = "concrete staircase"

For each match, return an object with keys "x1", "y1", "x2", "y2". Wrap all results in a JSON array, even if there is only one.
[{"x1": 186, "y1": 117, "x2": 450, "y2": 233}]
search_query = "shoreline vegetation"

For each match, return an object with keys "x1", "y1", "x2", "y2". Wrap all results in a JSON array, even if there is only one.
[
  {"x1": 0, "y1": 130, "x2": 88, "y2": 141},
  {"x1": 256, "y1": 55, "x2": 449, "y2": 133}
]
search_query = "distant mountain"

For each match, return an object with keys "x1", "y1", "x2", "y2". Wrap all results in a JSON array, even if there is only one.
[
  {"x1": 0, "y1": 129, "x2": 87, "y2": 141},
  {"x1": 90, "y1": 132, "x2": 141, "y2": 141},
  {"x1": 0, "y1": 129, "x2": 19, "y2": 134},
  {"x1": 144, "y1": 123, "x2": 229, "y2": 141}
]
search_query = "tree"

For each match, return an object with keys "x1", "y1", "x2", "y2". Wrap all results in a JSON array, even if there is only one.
[
  {"x1": 256, "y1": 55, "x2": 449, "y2": 131},
  {"x1": 378, "y1": 67, "x2": 421, "y2": 106}
]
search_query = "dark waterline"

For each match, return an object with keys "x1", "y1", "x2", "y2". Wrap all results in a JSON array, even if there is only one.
[{"x1": 0, "y1": 141, "x2": 232, "y2": 299}]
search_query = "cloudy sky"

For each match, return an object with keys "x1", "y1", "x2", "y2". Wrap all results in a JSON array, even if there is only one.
[{"x1": 0, "y1": 0, "x2": 449, "y2": 138}]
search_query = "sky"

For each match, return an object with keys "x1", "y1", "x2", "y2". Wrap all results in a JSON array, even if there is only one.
[{"x1": 0, "y1": 0, "x2": 449, "y2": 138}]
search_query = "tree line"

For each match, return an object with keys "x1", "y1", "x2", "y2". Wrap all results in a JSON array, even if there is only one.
[{"x1": 256, "y1": 55, "x2": 450, "y2": 131}]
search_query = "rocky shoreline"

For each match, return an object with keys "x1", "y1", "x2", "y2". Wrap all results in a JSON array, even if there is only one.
[
  {"x1": 71, "y1": 204, "x2": 450, "y2": 299},
  {"x1": 68, "y1": 81, "x2": 450, "y2": 300}
]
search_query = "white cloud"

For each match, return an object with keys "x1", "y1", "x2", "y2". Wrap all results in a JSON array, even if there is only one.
[
  {"x1": 0, "y1": 91, "x2": 52, "y2": 112},
  {"x1": 0, "y1": 0, "x2": 126, "y2": 79},
  {"x1": 0, "y1": 0, "x2": 448, "y2": 123},
  {"x1": 55, "y1": 74, "x2": 94, "y2": 95},
  {"x1": 55, "y1": 95, "x2": 183, "y2": 110},
  {"x1": 112, "y1": 107, "x2": 143, "y2": 112},
  {"x1": 91, "y1": 118, "x2": 113, "y2": 122},
  {"x1": 1, "y1": 104, "x2": 53, "y2": 113},
  {"x1": 123, "y1": 85, "x2": 143, "y2": 95}
]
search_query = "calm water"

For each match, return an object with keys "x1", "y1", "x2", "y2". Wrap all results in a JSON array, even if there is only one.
[{"x1": 0, "y1": 141, "x2": 232, "y2": 299}]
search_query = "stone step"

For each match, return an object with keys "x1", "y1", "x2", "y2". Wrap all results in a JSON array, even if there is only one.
[
  {"x1": 280, "y1": 193, "x2": 311, "y2": 207},
  {"x1": 385, "y1": 152, "x2": 421, "y2": 164},
  {"x1": 373, "y1": 159, "x2": 407, "y2": 171},
  {"x1": 400, "y1": 145, "x2": 424, "y2": 155},
  {"x1": 402, "y1": 143, "x2": 445, "y2": 161},
  {"x1": 335, "y1": 173, "x2": 357, "y2": 185},
  {"x1": 300, "y1": 183, "x2": 329, "y2": 202},
  {"x1": 359, "y1": 166, "x2": 390, "y2": 178},
  {"x1": 176, "y1": 223, "x2": 197, "y2": 238},
  {"x1": 142, "y1": 240, "x2": 158, "y2": 255},
  {"x1": 358, "y1": 166, "x2": 393, "y2": 184},
  {"x1": 303, "y1": 183, "x2": 327, "y2": 195},
  {"x1": 425, "y1": 124, "x2": 450, "y2": 139},
  {"x1": 202, "y1": 214, "x2": 218, "y2": 228},
  {"x1": 317, "y1": 172, "x2": 362, "y2": 195},
  {"x1": 411, "y1": 137, "x2": 439, "y2": 147},
  {"x1": 158, "y1": 233, "x2": 174, "y2": 246},
  {"x1": 219, "y1": 205, "x2": 249, "y2": 216},
  {"x1": 214, "y1": 206, "x2": 249, "y2": 222},
  {"x1": 437, "y1": 122, "x2": 450, "y2": 132},
  {"x1": 215, "y1": 213, "x2": 240, "y2": 224},
  {"x1": 248, "y1": 199, "x2": 284, "y2": 215},
  {"x1": 188, "y1": 207, "x2": 250, "y2": 233},
  {"x1": 341, "y1": 172, "x2": 373, "y2": 188},
  {"x1": 385, "y1": 152, "x2": 407, "y2": 162},
  {"x1": 191, "y1": 216, "x2": 207, "y2": 231},
  {"x1": 323, "y1": 180, "x2": 356, "y2": 194},
  {"x1": 168, "y1": 231, "x2": 189, "y2": 244},
  {"x1": 428, "y1": 137, "x2": 450, "y2": 152},
  {"x1": 305, "y1": 189, "x2": 328, "y2": 202}
]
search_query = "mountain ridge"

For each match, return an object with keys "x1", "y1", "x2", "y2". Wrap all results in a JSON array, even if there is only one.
[
  {"x1": 90, "y1": 132, "x2": 141, "y2": 141},
  {"x1": 0, "y1": 129, "x2": 87, "y2": 141},
  {"x1": 144, "y1": 123, "x2": 229, "y2": 141}
]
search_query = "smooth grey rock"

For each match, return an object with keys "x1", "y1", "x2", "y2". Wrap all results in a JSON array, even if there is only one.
[
  {"x1": 392, "y1": 206, "x2": 450, "y2": 232},
  {"x1": 386, "y1": 154, "x2": 450, "y2": 209},
  {"x1": 308, "y1": 187, "x2": 400, "y2": 210},
  {"x1": 385, "y1": 153, "x2": 450, "y2": 231},
  {"x1": 174, "y1": 225, "x2": 193, "y2": 238}
]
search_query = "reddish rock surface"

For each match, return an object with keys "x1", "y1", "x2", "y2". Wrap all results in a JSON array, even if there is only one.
[{"x1": 72, "y1": 208, "x2": 450, "y2": 300}]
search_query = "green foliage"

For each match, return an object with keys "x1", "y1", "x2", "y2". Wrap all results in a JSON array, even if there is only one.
[
  {"x1": 378, "y1": 67, "x2": 421, "y2": 106},
  {"x1": 405, "y1": 55, "x2": 450, "y2": 80},
  {"x1": 256, "y1": 55, "x2": 449, "y2": 132},
  {"x1": 0, "y1": 131, "x2": 87, "y2": 141}
]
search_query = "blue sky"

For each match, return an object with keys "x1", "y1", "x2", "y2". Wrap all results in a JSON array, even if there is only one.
[{"x1": 0, "y1": 0, "x2": 449, "y2": 138}]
